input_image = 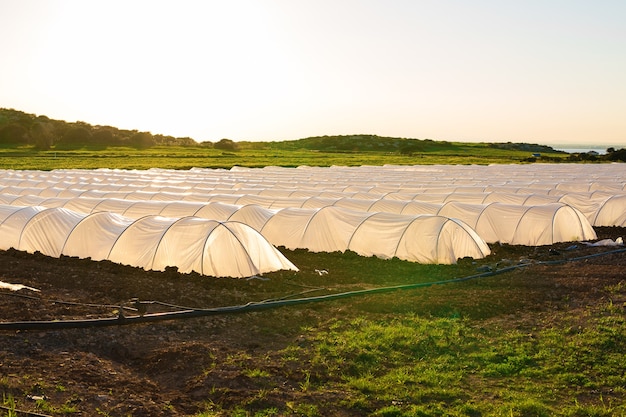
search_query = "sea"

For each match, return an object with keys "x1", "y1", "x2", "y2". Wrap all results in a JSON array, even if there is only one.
[{"x1": 549, "y1": 145, "x2": 621, "y2": 155}]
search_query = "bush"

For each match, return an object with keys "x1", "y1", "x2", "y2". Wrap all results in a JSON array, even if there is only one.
[
  {"x1": 56, "y1": 126, "x2": 92, "y2": 148},
  {"x1": 214, "y1": 138, "x2": 239, "y2": 151},
  {"x1": 0, "y1": 123, "x2": 29, "y2": 145},
  {"x1": 127, "y1": 132, "x2": 155, "y2": 149}
]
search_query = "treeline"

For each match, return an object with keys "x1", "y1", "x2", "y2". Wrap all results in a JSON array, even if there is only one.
[
  {"x1": 0, "y1": 108, "x2": 202, "y2": 149},
  {"x1": 566, "y1": 148, "x2": 626, "y2": 163},
  {"x1": 263, "y1": 135, "x2": 586, "y2": 157},
  {"x1": 488, "y1": 142, "x2": 563, "y2": 153},
  {"x1": 2, "y1": 108, "x2": 624, "y2": 161},
  {"x1": 261, "y1": 134, "x2": 455, "y2": 154},
  {"x1": 488, "y1": 142, "x2": 626, "y2": 162}
]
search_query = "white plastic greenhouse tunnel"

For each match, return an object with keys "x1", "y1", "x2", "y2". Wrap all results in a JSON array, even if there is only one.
[
  {"x1": 0, "y1": 205, "x2": 298, "y2": 278},
  {"x1": 0, "y1": 192, "x2": 598, "y2": 246},
  {"x1": 0, "y1": 199, "x2": 492, "y2": 266},
  {"x1": 1, "y1": 163, "x2": 625, "y2": 276},
  {"x1": 255, "y1": 206, "x2": 491, "y2": 263}
]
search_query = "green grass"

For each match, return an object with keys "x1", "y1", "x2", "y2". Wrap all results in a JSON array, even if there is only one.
[
  {"x1": 0, "y1": 144, "x2": 568, "y2": 170},
  {"x1": 184, "y1": 246, "x2": 626, "y2": 417},
  {"x1": 1, "y1": 394, "x2": 17, "y2": 417},
  {"x1": 272, "y1": 300, "x2": 625, "y2": 416}
]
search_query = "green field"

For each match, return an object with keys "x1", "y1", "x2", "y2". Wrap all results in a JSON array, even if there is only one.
[
  {"x1": 193, "y1": 246, "x2": 626, "y2": 417},
  {"x1": 0, "y1": 144, "x2": 568, "y2": 170},
  {"x1": 1, "y1": 107, "x2": 615, "y2": 169}
]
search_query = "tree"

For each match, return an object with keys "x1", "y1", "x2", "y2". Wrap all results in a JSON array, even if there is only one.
[
  {"x1": 57, "y1": 126, "x2": 92, "y2": 147},
  {"x1": 176, "y1": 137, "x2": 197, "y2": 146},
  {"x1": 606, "y1": 148, "x2": 626, "y2": 162},
  {"x1": 0, "y1": 123, "x2": 28, "y2": 145},
  {"x1": 214, "y1": 138, "x2": 239, "y2": 151},
  {"x1": 128, "y1": 131, "x2": 155, "y2": 149},
  {"x1": 92, "y1": 128, "x2": 119, "y2": 147},
  {"x1": 30, "y1": 121, "x2": 54, "y2": 150}
]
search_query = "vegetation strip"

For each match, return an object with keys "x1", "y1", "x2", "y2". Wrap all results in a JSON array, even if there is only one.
[
  {"x1": 3, "y1": 108, "x2": 625, "y2": 170},
  {"x1": 3, "y1": 247, "x2": 624, "y2": 331}
]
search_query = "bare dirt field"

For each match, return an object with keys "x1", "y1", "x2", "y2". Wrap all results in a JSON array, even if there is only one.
[{"x1": 1, "y1": 227, "x2": 625, "y2": 416}]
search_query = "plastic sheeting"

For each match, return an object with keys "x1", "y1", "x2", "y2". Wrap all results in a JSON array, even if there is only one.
[
  {"x1": 2, "y1": 164, "x2": 624, "y2": 226},
  {"x1": 0, "y1": 205, "x2": 297, "y2": 278},
  {"x1": 0, "y1": 195, "x2": 490, "y2": 262},
  {"x1": 261, "y1": 206, "x2": 491, "y2": 263},
  {"x1": 1, "y1": 163, "x2": 624, "y2": 266},
  {"x1": 0, "y1": 193, "x2": 596, "y2": 246},
  {"x1": 437, "y1": 202, "x2": 596, "y2": 245}
]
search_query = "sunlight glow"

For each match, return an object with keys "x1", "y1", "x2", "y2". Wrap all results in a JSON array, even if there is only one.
[{"x1": 1, "y1": 0, "x2": 624, "y2": 145}]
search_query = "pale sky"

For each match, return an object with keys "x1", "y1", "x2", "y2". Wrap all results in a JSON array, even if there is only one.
[{"x1": 1, "y1": 0, "x2": 625, "y2": 146}]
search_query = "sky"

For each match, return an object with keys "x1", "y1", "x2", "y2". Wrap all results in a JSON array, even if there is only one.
[{"x1": 1, "y1": 0, "x2": 625, "y2": 146}]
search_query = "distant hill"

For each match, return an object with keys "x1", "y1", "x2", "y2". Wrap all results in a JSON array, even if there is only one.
[
  {"x1": 0, "y1": 108, "x2": 558, "y2": 153},
  {"x1": 259, "y1": 134, "x2": 444, "y2": 153},
  {"x1": 247, "y1": 134, "x2": 563, "y2": 155},
  {"x1": 2, "y1": 108, "x2": 624, "y2": 162}
]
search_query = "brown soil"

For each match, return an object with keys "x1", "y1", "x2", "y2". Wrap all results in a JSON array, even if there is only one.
[{"x1": 1, "y1": 227, "x2": 625, "y2": 416}]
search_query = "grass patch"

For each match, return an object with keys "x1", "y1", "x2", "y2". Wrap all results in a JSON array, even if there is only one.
[
  {"x1": 0, "y1": 144, "x2": 569, "y2": 170},
  {"x1": 251, "y1": 252, "x2": 626, "y2": 417}
]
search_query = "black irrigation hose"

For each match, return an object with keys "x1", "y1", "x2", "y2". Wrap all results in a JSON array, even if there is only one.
[{"x1": 1, "y1": 247, "x2": 625, "y2": 331}]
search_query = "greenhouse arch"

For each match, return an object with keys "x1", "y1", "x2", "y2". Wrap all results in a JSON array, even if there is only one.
[
  {"x1": 2, "y1": 163, "x2": 624, "y2": 275},
  {"x1": 0, "y1": 205, "x2": 297, "y2": 278}
]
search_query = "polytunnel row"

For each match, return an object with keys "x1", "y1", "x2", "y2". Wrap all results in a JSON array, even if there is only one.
[
  {"x1": 2, "y1": 164, "x2": 626, "y2": 226},
  {"x1": 3, "y1": 182, "x2": 625, "y2": 199},
  {"x1": 0, "y1": 204, "x2": 298, "y2": 278},
  {"x1": 0, "y1": 197, "x2": 492, "y2": 264},
  {"x1": 0, "y1": 176, "x2": 624, "y2": 195},
  {"x1": 0, "y1": 184, "x2": 623, "y2": 228},
  {"x1": 0, "y1": 164, "x2": 624, "y2": 278},
  {"x1": 2, "y1": 164, "x2": 626, "y2": 193},
  {"x1": 0, "y1": 193, "x2": 598, "y2": 245}
]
